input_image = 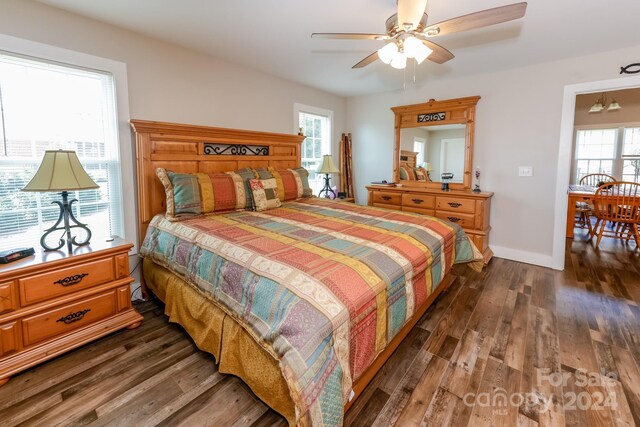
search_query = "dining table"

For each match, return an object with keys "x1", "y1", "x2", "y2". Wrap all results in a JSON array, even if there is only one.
[{"x1": 566, "y1": 184, "x2": 597, "y2": 239}]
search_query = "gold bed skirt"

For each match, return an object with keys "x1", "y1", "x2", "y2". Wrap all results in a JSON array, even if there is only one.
[{"x1": 143, "y1": 258, "x2": 297, "y2": 425}]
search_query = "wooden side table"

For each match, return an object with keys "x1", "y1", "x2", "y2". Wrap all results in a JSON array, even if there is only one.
[{"x1": 0, "y1": 237, "x2": 143, "y2": 386}]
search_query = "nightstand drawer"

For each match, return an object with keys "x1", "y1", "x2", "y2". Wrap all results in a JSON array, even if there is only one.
[
  {"x1": 373, "y1": 192, "x2": 401, "y2": 206},
  {"x1": 402, "y1": 194, "x2": 435, "y2": 209},
  {"x1": 0, "y1": 282, "x2": 17, "y2": 314},
  {"x1": 21, "y1": 291, "x2": 117, "y2": 347},
  {"x1": 435, "y1": 211, "x2": 475, "y2": 228},
  {"x1": 19, "y1": 257, "x2": 115, "y2": 306},
  {"x1": 435, "y1": 197, "x2": 476, "y2": 214}
]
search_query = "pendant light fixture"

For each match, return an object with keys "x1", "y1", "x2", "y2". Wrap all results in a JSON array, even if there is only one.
[{"x1": 589, "y1": 93, "x2": 622, "y2": 113}]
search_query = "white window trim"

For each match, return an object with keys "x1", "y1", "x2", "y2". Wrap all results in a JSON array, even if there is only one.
[
  {"x1": 0, "y1": 34, "x2": 137, "y2": 252},
  {"x1": 293, "y1": 103, "x2": 334, "y2": 155}
]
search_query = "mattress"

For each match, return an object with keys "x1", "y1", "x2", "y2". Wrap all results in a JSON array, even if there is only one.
[{"x1": 140, "y1": 198, "x2": 482, "y2": 426}]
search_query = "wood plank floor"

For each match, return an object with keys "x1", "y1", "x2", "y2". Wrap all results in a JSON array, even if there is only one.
[{"x1": 1, "y1": 232, "x2": 638, "y2": 426}]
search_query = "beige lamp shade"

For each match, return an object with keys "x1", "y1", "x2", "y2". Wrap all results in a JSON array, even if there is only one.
[
  {"x1": 422, "y1": 162, "x2": 433, "y2": 171},
  {"x1": 22, "y1": 150, "x2": 99, "y2": 192},
  {"x1": 317, "y1": 155, "x2": 340, "y2": 174}
]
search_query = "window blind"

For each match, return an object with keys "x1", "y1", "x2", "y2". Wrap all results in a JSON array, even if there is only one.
[{"x1": 0, "y1": 51, "x2": 123, "y2": 251}]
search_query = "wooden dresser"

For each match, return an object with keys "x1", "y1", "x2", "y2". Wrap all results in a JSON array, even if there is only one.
[
  {"x1": 367, "y1": 186, "x2": 493, "y2": 263},
  {"x1": 0, "y1": 238, "x2": 143, "y2": 386}
]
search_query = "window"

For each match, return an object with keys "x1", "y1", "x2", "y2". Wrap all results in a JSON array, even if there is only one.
[
  {"x1": 574, "y1": 129, "x2": 616, "y2": 182},
  {"x1": 295, "y1": 104, "x2": 333, "y2": 195},
  {"x1": 622, "y1": 127, "x2": 640, "y2": 182},
  {"x1": 0, "y1": 51, "x2": 123, "y2": 251},
  {"x1": 413, "y1": 138, "x2": 426, "y2": 166},
  {"x1": 573, "y1": 126, "x2": 640, "y2": 184}
]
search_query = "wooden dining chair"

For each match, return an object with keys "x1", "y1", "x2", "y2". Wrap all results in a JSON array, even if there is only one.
[
  {"x1": 590, "y1": 181, "x2": 640, "y2": 249},
  {"x1": 579, "y1": 173, "x2": 616, "y2": 187},
  {"x1": 575, "y1": 173, "x2": 617, "y2": 234}
]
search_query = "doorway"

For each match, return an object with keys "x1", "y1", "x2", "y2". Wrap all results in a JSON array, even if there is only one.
[{"x1": 552, "y1": 74, "x2": 640, "y2": 270}]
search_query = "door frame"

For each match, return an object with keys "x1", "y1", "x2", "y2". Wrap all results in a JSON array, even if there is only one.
[{"x1": 551, "y1": 74, "x2": 640, "y2": 270}]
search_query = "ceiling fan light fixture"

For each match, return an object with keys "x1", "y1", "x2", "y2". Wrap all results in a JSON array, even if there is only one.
[
  {"x1": 390, "y1": 52, "x2": 407, "y2": 69},
  {"x1": 403, "y1": 36, "x2": 422, "y2": 59},
  {"x1": 413, "y1": 43, "x2": 433, "y2": 64},
  {"x1": 608, "y1": 100, "x2": 621, "y2": 111},
  {"x1": 378, "y1": 42, "x2": 398, "y2": 65}
]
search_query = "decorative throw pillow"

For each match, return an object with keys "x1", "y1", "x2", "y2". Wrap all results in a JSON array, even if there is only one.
[
  {"x1": 234, "y1": 167, "x2": 259, "y2": 210},
  {"x1": 291, "y1": 167, "x2": 313, "y2": 197},
  {"x1": 249, "y1": 178, "x2": 282, "y2": 211},
  {"x1": 255, "y1": 167, "x2": 312, "y2": 201},
  {"x1": 399, "y1": 165, "x2": 417, "y2": 180},
  {"x1": 156, "y1": 168, "x2": 247, "y2": 220},
  {"x1": 415, "y1": 166, "x2": 432, "y2": 182}
]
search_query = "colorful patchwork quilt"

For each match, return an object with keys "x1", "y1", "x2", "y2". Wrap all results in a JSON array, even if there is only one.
[{"x1": 140, "y1": 198, "x2": 483, "y2": 426}]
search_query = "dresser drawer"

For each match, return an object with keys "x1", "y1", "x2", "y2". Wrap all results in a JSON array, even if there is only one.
[
  {"x1": 19, "y1": 257, "x2": 115, "y2": 306},
  {"x1": 0, "y1": 282, "x2": 17, "y2": 314},
  {"x1": 372, "y1": 191, "x2": 402, "y2": 206},
  {"x1": 435, "y1": 211, "x2": 475, "y2": 229},
  {"x1": 402, "y1": 194, "x2": 435, "y2": 209},
  {"x1": 402, "y1": 206, "x2": 436, "y2": 217},
  {"x1": 435, "y1": 197, "x2": 476, "y2": 214},
  {"x1": 373, "y1": 203, "x2": 403, "y2": 211},
  {"x1": 21, "y1": 291, "x2": 117, "y2": 347},
  {"x1": 0, "y1": 322, "x2": 19, "y2": 357}
]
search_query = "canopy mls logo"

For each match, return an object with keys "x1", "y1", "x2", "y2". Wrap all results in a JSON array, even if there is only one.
[{"x1": 462, "y1": 368, "x2": 619, "y2": 416}]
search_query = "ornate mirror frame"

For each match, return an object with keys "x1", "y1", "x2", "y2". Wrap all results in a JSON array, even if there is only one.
[{"x1": 392, "y1": 96, "x2": 480, "y2": 190}]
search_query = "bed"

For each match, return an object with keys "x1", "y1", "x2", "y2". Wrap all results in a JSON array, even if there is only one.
[{"x1": 131, "y1": 120, "x2": 483, "y2": 426}]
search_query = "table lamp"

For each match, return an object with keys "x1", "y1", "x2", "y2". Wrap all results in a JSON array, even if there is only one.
[
  {"x1": 317, "y1": 154, "x2": 340, "y2": 198},
  {"x1": 421, "y1": 162, "x2": 433, "y2": 180},
  {"x1": 22, "y1": 150, "x2": 99, "y2": 253}
]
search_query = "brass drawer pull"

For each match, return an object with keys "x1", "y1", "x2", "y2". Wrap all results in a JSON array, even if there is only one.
[
  {"x1": 447, "y1": 217, "x2": 461, "y2": 223},
  {"x1": 448, "y1": 202, "x2": 462, "y2": 208},
  {"x1": 54, "y1": 273, "x2": 89, "y2": 287},
  {"x1": 411, "y1": 198, "x2": 424, "y2": 204},
  {"x1": 381, "y1": 196, "x2": 392, "y2": 201},
  {"x1": 57, "y1": 309, "x2": 91, "y2": 324}
]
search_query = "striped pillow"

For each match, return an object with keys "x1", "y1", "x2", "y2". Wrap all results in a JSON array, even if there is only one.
[
  {"x1": 399, "y1": 165, "x2": 417, "y2": 180},
  {"x1": 249, "y1": 178, "x2": 282, "y2": 211},
  {"x1": 415, "y1": 166, "x2": 432, "y2": 182},
  {"x1": 156, "y1": 168, "x2": 246, "y2": 220}
]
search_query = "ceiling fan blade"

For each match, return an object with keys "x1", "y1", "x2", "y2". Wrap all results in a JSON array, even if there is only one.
[
  {"x1": 352, "y1": 52, "x2": 379, "y2": 69},
  {"x1": 312, "y1": 33, "x2": 388, "y2": 40},
  {"x1": 397, "y1": 0, "x2": 429, "y2": 30},
  {"x1": 419, "y1": 39, "x2": 455, "y2": 64},
  {"x1": 422, "y1": 2, "x2": 527, "y2": 37}
]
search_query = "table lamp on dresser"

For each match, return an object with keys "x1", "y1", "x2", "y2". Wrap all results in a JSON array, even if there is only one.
[
  {"x1": 317, "y1": 154, "x2": 340, "y2": 198},
  {"x1": 21, "y1": 150, "x2": 99, "y2": 253}
]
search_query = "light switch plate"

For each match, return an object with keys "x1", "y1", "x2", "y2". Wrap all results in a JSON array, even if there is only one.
[{"x1": 519, "y1": 166, "x2": 533, "y2": 177}]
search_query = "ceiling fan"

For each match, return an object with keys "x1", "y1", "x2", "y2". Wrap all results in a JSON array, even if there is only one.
[{"x1": 312, "y1": 0, "x2": 527, "y2": 69}]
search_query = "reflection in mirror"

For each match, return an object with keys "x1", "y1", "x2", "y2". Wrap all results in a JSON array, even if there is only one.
[{"x1": 399, "y1": 124, "x2": 466, "y2": 183}]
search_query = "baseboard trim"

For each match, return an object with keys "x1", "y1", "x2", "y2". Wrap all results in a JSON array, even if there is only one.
[{"x1": 491, "y1": 245, "x2": 555, "y2": 269}]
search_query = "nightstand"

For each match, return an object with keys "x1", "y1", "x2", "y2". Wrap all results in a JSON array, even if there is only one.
[{"x1": 0, "y1": 238, "x2": 143, "y2": 386}]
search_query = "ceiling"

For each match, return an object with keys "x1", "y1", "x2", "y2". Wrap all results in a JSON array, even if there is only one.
[{"x1": 37, "y1": 0, "x2": 640, "y2": 98}]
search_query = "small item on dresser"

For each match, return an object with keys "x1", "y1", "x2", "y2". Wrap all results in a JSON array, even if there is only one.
[
  {"x1": 370, "y1": 181, "x2": 396, "y2": 187},
  {"x1": 337, "y1": 192, "x2": 347, "y2": 199},
  {"x1": 0, "y1": 247, "x2": 35, "y2": 264},
  {"x1": 441, "y1": 173, "x2": 454, "y2": 192},
  {"x1": 473, "y1": 167, "x2": 481, "y2": 192}
]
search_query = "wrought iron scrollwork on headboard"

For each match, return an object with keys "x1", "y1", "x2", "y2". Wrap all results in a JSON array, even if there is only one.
[{"x1": 203, "y1": 143, "x2": 269, "y2": 156}]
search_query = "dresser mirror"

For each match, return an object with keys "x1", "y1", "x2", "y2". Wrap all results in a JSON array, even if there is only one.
[{"x1": 393, "y1": 96, "x2": 480, "y2": 190}]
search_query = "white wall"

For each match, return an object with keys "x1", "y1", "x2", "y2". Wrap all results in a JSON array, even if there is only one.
[
  {"x1": 0, "y1": 0, "x2": 347, "y2": 242},
  {"x1": 347, "y1": 44, "x2": 640, "y2": 266}
]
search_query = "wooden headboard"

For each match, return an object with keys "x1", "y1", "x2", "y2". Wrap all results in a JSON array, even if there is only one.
[
  {"x1": 130, "y1": 120, "x2": 305, "y2": 243},
  {"x1": 400, "y1": 150, "x2": 418, "y2": 167}
]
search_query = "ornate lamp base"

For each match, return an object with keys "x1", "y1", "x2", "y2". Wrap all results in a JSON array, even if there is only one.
[
  {"x1": 318, "y1": 174, "x2": 336, "y2": 199},
  {"x1": 41, "y1": 191, "x2": 92, "y2": 253}
]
